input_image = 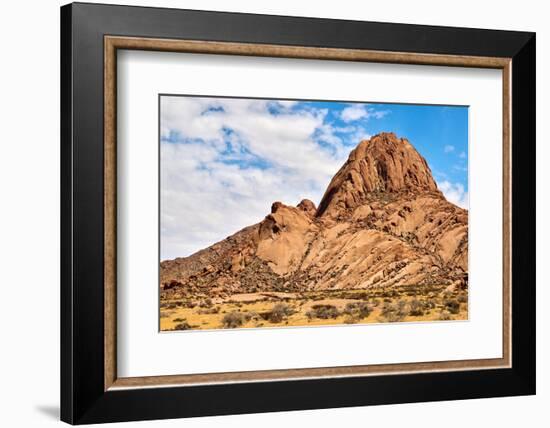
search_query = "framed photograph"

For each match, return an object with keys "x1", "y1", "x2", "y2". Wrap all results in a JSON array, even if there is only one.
[{"x1": 61, "y1": 2, "x2": 535, "y2": 424}]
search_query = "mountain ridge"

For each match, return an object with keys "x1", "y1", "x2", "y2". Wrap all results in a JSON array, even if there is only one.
[{"x1": 161, "y1": 132, "x2": 468, "y2": 301}]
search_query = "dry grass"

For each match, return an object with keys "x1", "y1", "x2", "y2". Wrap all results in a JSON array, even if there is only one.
[{"x1": 160, "y1": 285, "x2": 468, "y2": 331}]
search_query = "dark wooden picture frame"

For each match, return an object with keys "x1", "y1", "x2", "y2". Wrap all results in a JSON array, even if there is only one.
[{"x1": 61, "y1": 2, "x2": 535, "y2": 424}]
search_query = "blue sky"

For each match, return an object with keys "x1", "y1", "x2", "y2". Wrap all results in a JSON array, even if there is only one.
[
  {"x1": 160, "y1": 96, "x2": 468, "y2": 260},
  {"x1": 301, "y1": 101, "x2": 468, "y2": 191}
]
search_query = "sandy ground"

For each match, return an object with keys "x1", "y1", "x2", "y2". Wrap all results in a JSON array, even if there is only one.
[{"x1": 160, "y1": 286, "x2": 468, "y2": 331}]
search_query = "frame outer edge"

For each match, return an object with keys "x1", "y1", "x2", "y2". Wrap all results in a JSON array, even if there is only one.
[
  {"x1": 73, "y1": 2, "x2": 534, "y2": 58},
  {"x1": 60, "y1": 3, "x2": 75, "y2": 424},
  {"x1": 510, "y1": 33, "x2": 536, "y2": 392},
  {"x1": 63, "y1": 3, "x2": 536, "y2": 423}
]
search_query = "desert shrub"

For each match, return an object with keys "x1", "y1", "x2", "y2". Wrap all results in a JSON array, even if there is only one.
[
  {"x1": 343, "y1": 302, "x2": 371, "y2": 319},
  {"x1": 444, "y1": 299, "x2": 460, "y2": 314},
  {"x1": 380, "y1": 303, "x2": 392, "y2": 317},
  {"x1": 438, "y1": 310, "x2": 452, "y2": 321},
  {"x1": 384, "y1": 311, "x2": 405, "y2": 322},
  {"x1": 173, "y1": 320, "x2": 192, "y2": 330},
  {"x1": 198, "y1": 307, "x2": 220, "y2": 315},
  {"x1": 408, "y1": 299, "x2": 425, "y2": 316},
  {"x1": 173, "y1": 317, "x2": 186, "y2": 322},
  {"x1": 424, "y1": 300, "x2": 436, "y2": 310},
  {"x1": 266, "y1": 303, "x2": 295, "y2": 323},
  {"x1": 306, "y1": 304, "x2": 340, "y2": 320},
  {"x1": 380, "y1": 300, "x2": 407, "y2": 322},
  {"x1": 397, "y1": 299, "x2": 407, "y2": 311},
  {"x1": 222, "y1": 311, "x2": 245, "y2": 328},
  {"x1": 441, "y1": 291, "x2": 453, "y2": 300},
  {"x1": 457, "y1": 294, "x2": 468, "y2": 304},
  {"x1": 343, "y1": 315, "x2": 358, "y2": 324},
  {"x1": 199, "y1": 298, "x2": 213, "y2": 308},
  {"x1": 243, "y1": 311, "x2": 261, "y2": 322}
]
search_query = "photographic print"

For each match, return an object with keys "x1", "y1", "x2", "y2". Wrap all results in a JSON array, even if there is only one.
[{"x1": 159, "y1": 95, "x2": 468, "y2": 331}]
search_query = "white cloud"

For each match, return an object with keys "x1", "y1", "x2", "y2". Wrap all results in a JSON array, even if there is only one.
[
  {"x1": 459, "y1": 151, "x2": 467, "y2": 158},
  {"x1": 438, "y1": 180, "x2": 468, "y2": 209},
  {"x1": 350, "y1": 127, "x2": 372, "y2": 144},
  {"x1": 340, "y1": 105, "x2": 366, "y2": 122},
  {"x1": 161, "y1": 97, "x2": 344, "y2": 175},
  {"x1": 161, "y1": 96, "x2": 467, "y2": 259},
  {"x1": 444, "y1": 145, "x2": 455, "y2": 153},
  {"x1": 340, "y1": 104, "x2": 389, "y2": 123},
  {"x1": 160, "y1": 97, "x2": 352, "y2": 259}
]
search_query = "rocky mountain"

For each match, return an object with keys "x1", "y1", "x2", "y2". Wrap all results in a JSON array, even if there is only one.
[{"x1": 161, "y1": 132, "x2": 468, "y2": 300}]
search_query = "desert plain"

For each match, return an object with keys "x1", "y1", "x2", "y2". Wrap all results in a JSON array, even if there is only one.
[{"x1": 160, "y1": 133, "x2": 468, "y2": 330}]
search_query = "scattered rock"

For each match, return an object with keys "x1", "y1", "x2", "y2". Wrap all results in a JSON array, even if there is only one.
[{"x1": 297, "y1": 199, "x2": 317, "y2": 217}]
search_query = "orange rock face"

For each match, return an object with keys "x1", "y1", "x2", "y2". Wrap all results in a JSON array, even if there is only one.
[
  {"x1": 316, "y1": 132, "x2": 439, "y2": 217},
  {"x1": 160, "y1": 133, "x2": 468, "y2": 298}
]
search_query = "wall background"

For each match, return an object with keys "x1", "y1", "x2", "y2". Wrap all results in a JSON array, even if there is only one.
[{"x1": 0, "y1": 1, "x2": 545, "y2": 426}]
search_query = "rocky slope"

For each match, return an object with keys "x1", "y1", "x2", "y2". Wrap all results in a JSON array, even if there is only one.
[{"x1": 161, "y1": 132, "x2": 468, "y2": 300}]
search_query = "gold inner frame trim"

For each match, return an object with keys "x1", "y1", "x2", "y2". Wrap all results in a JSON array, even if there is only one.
[{"x1": 104, "y1": 35, "x2": 512, "y2": 391}]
